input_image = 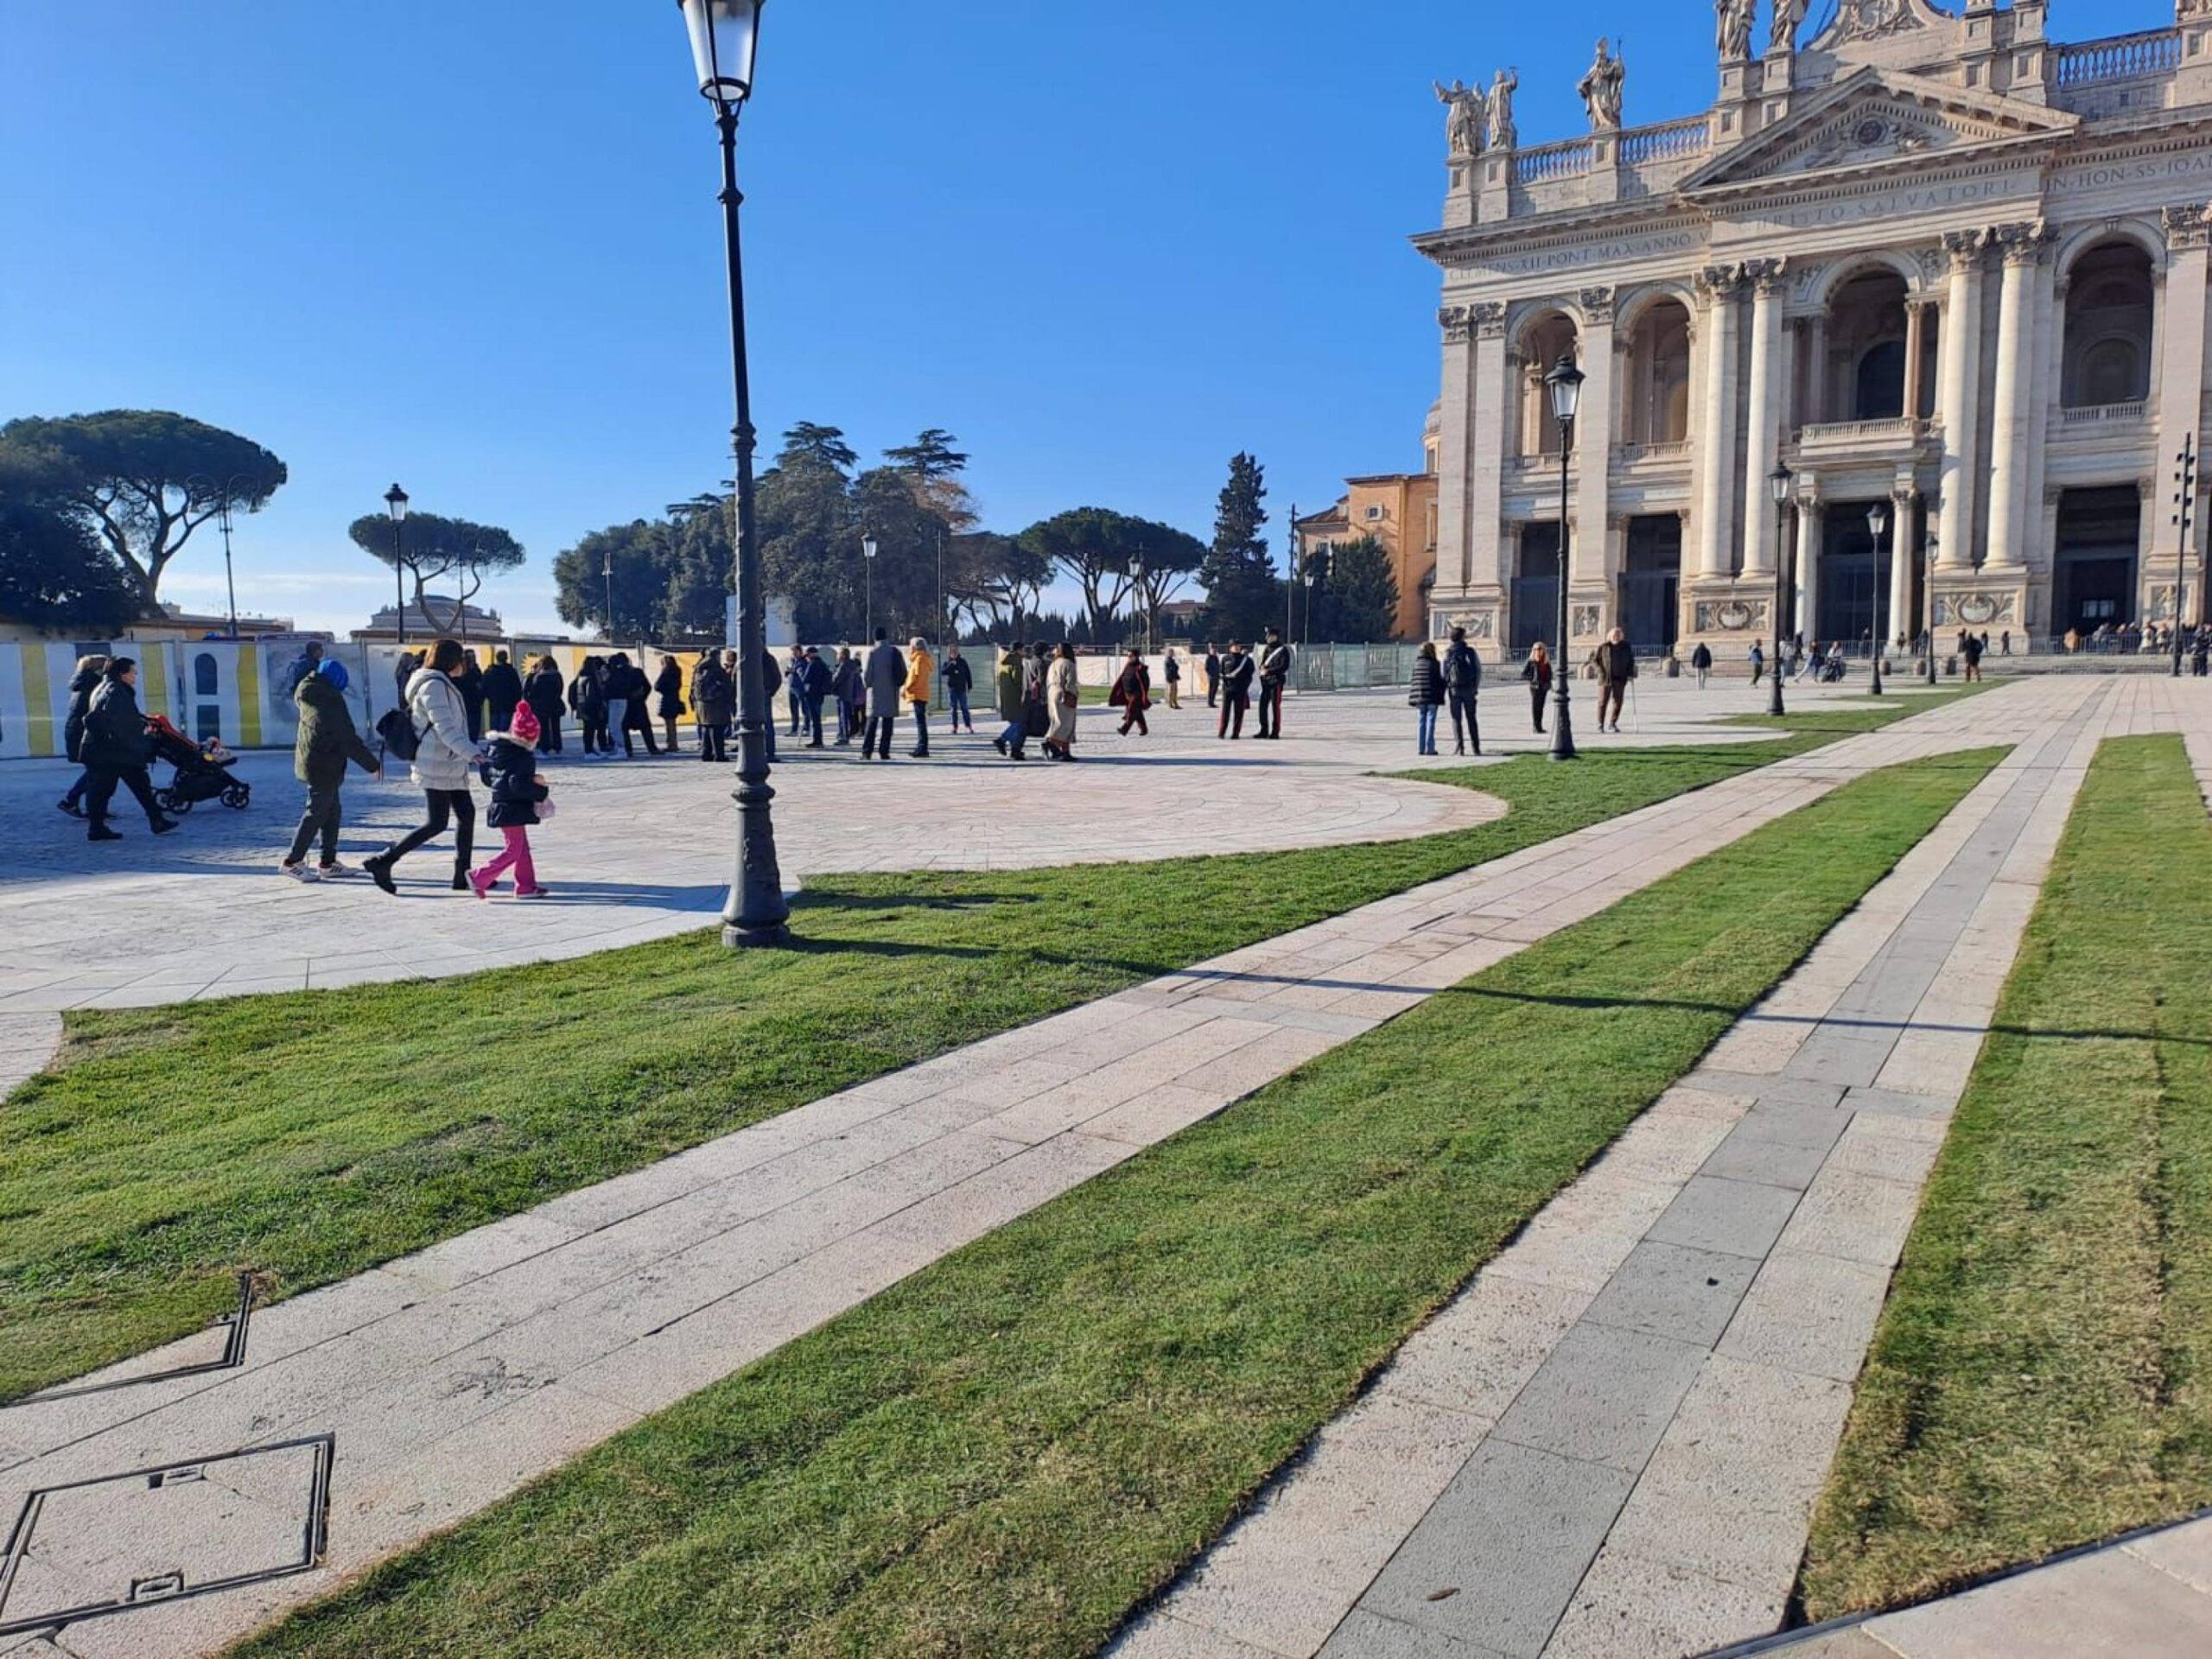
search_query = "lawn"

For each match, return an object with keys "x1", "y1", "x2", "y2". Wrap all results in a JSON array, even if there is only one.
[
  {"x1": 0, "y1": 691, "x2": 1968, "y2": 1403},
  {"x1": 233, "y1": 747, "x2": 1998, "y2": 1659},
  {"x1": 1800, "y1": 733, "x2": 2212, "y2": 1619}
]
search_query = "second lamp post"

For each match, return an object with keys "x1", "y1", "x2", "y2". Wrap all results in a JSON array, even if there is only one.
[
  {"x1": 1544, "y1": 355, "x2": 1582, "y2": 760},
  {"x1": 1767, "y1": 463, "x2": 1791, "y2": 718}
]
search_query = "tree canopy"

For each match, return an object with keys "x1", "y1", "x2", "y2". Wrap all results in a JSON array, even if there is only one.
[
  {"x1": 347, "y1": 510, "x2": 524, "y2": 635},
  {"x1": 1195, "y1": 452, "x2": 1281, "y2": 642},
  {"x1": 1017, "y1": 508, "x2": 1207, "y2": 643},
  {"x1": 0, "y1": 410, "x2": 285, "y2": 607},
  {"x1": 1306, "y1": 534, "x2": 1402, "y2": 643},
  {"x1": 0, "y1": 490, "x2": 137, "y2": 634}
]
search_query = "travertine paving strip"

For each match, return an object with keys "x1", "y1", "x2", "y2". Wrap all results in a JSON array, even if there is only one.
[
  {"x1": 1114, "y1": 683, "x2": 2145, "y2": 1659},
  {"x1": 0, "y1": 678, "x2": 2120, "y2": 1658}
]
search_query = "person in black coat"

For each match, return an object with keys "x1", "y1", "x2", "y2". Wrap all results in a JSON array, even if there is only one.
[
  {"x1": 691, "y1": 651, "x2": 734, "y2": 762},
  {"x1": 1204, "y1": 644, "x2": 1224, "y2": 709},
  {"x1": 1215, "y1": 643, "x2": 1255, "y2": 739},
  {"x1": 1409, "y1": 641, "x2": 1446, "y2": 756},
  {"x1": 80, "y1": 658, "x2": 176, "y2": 841},
  {"x1": 616, "y1": 657, "x2": 659, "y2": 757},
  {"x1": 1689, "y1": 640, "x2": 1713, "y2": 690},
  {"x1": 483, "y1": 649, "x2": 524, "y2": 735},
  {"x1": 801, "y1": 646, "x2": 833, "y2": 747},
  {"x1": 569, "y1": 656, "x2": 609, "y2": 755},
  {"x1": 654, "y1": 656, "x2": 687, "y2": 753},
  {"x1": 943, "y1": 646, "x2": 976, "y2": 733},
  {"x1": 523, "y1": 656, "x2": 566, "y2": 753},
  {"x1": 455, "y1": 650, "x2": 487, "y2": 742},
  {"x1": 58, "y1": 653, "x2": 107, "y2": 818},
  {"x1": 758, "y1": 647, "x2": 782, "y2": 762},
  {"x1": 469, "y1": 702, "x2": 552, "y2": 899},
  {"x1": 1441, "y1": 626, "x2": 1483, "y2": 756}
]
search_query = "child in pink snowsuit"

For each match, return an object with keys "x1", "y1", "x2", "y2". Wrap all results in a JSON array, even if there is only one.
[{"x1": 472, "y1": 702, "x2": 552, "y2": 899}]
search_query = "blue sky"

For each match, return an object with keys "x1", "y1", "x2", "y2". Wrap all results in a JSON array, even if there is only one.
[{"x1": 3, "y1": 0, "x2": 2158, "y2": 634}]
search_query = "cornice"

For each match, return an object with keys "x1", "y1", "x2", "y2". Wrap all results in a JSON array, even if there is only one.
[{"x1": 1414, "y1": 207, "x2": 1708, "y2": 270}]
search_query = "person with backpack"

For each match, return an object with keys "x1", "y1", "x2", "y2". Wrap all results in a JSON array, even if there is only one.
[
  {"x1": 523, "y1": 655, "x2": 566, "y2": 754},
  {"x1": 280, "y1": 639, "x2": 325, "y2": 699},
  {"x1": 80, "y1": 658, "x2": 177, "y2": 842},
  {"x1": 1409, "y1": 640, "x2": 1446, "y2": 755},
  {"x1": 992, "y1": 641, "x2": 1030, "y2": 760},
  {"x1": 470, "y1": 702, "x2": 553, "y2": 899},
  {"x1": 282, "y1": 658, "x2": 381, "y2": 882},
  {"x1": 943, "y1": 645, "x2": 975, "y2": 734},
  {"x1": 365, "y1": 637, "x2": 481, "y2": 895},
  {"x1": 483, "y1": 648, "x2": 524, "y2": 735},
  {"x1": 56, "y1": 652, "x2": 107, "y2": 819},
  {"x1": 1441, "y1": 626, "x2": 1483, "y2": 756}
]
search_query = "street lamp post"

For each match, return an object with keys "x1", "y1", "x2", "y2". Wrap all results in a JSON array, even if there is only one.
[
  {"x1": 1545, "y1": 356, "x2": 1583, "y2": 760},
  {"x1": 1768, "y1": 464, "x2": 1791, "y2": 718},
  {"x1": 1285, "y1": 504, "x2": 1299, "y2": 648},
  {"x1": 1129, "y1": 554, "x2": 1147, "y2": 653},
  {"x1": 384, "y1": 484, "x2": 409, "y2": 646},
  {"x1": 1866, "y1": 500, "x2": 1888, "y2": 697},
  {"x1": 1923, "y1": 531, "x2": 1940, "y2": 684},
  {"x1": 677, "y1": 0, "x2": 787, "y2": 946},
  {"x1": 2174, "y1": 435, "x2": 2198, "y2": 677},
  {"x1": 862, "y1": 533, "x2": 878, "y2": 640},
  {"x1": 602, "y1": 550, "x2": 617, "y2": 645}
]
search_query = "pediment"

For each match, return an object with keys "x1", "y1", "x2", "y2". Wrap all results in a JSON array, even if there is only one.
[{"x1": 1678, "y1": 67, "x2": 2076, "y2": 195}]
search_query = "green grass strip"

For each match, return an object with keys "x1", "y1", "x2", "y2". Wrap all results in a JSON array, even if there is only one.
[
  {"x1": 1802, "y1": 734, "x2": 2212, "y2": 1618},
  {"x1": 235, "y1": 747, "x2": 1999, "y2": 1659},
  {"x1": 0, "y1": 694, "x2": 1963, "y2": 1402}
]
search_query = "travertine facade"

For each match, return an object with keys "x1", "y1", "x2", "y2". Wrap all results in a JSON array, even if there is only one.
[{"x1": 1424, "y1": 0, "x2": 2212, "y2": 658}]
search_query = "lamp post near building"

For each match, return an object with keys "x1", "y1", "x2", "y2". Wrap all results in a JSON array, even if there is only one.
[
  {"x1": 1545, "y1": 355, "x2": 1582, "y2": 760},
  {"x1": 675, "y1": 0, "x2": 787, "y2": 947},
  {"x1": 862, "y1": 533, "x2": 877, "y2": 640},
  {"x1": 1866, "y1": 500, "x2": 1888, "y2": 696},
  {"x1": 2174, "y1": 435, "x2": 2197, "y2": 678},
  {"x1": 1767, "y1": 463, "x2": 1791, "y2": 718},
  {"x1": 384, "y1": 484, "x2": 409, "y2": 646}
]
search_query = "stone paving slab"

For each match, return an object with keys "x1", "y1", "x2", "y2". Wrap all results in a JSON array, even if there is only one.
[
  {"x1": 1116, "y1": 676, "x2": 2192, "y2": 1659},
  {"x1": 0, "y1": 677, "x2": 2144, "y2": 1658}
]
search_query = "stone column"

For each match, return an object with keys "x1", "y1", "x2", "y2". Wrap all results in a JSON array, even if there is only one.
[
  {"x1": 1936, "y1": 230, "x2": 1987, "y2": 570},
  {"x1": 1888, "y1": 486, "x2": 1916, "y2": 648},
  {"x1": 1694, "y1": 265, "x2": 1744, "y2": 578},
  {"x1": 2020, "y1": 264, "x2": 2061, "y2": 574},
  {"x1": 1574, "y1": 288, "x2": 1617, "y2": 589},
  {"x1": 1740, "y1": 260, "x2": 1788, "y2": 579},
  {"x1": 1902, "y1": 296, "x2": 1931, "y2": 419},
  {"x1": 1467, "y1": 304, "x2": 1510, "y2": 597},
  {"x1": 1795, "y1": 497, "x2": 1822, "y2": 641},
  {"x1": 2158, "y1": 207, "x2": 2211, "y2": 595},
  {"x1": 1803, "y1": 313, "x2": 1828, "y2": 425},
  {"x1": 1436, "y1": 307, "x2": 1475, "y2": 592},
  {"x1": 1985, "y1": 222, "x2": 2052, "y2": 572}
]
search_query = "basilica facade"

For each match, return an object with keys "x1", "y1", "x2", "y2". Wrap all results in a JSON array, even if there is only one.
[{"x1": 1423, "y1": 0, "x2": 2212, "y2": 659}]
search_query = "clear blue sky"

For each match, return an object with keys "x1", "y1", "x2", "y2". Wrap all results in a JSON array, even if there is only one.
[{"x1": 3, "y1": 0, "x2": 2155, "y2": 634}]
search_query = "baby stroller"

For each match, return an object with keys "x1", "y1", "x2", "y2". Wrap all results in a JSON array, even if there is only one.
[{"x1": 146, "y1": 714, "x2": 251, "y2": 814}]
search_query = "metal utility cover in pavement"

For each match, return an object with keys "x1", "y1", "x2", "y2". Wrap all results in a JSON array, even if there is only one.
[{"x1": 0, "y1": 1435, "x2": 334, "y2": 1637}]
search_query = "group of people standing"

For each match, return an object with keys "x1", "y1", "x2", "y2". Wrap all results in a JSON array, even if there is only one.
[{"x1": 1199, "y1": 631, "x2": 1290, "y2": 740}]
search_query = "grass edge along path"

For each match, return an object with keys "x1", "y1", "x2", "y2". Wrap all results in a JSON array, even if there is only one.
[
  {"x1": 234, "y1": 747, "x2": 2000, "y2": 1659},
  {"x1": 0, "y1": 693, "x2": 1970, "y2": 1402},
  {"x1": 1800, "y1": 733, "x2": 2212, "y2": 1619}
]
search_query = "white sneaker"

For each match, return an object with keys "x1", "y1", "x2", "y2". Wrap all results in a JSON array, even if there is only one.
[
  {"x1": 318, "y1": 860, "x2": 360, "y2": 879},
  {"x1": 280, "y1": 861, "x2": 320, "y2": 883}
]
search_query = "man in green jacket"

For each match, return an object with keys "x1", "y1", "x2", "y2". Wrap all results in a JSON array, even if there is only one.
[{"x1": 283, "y1": 658, "x2": 382, "y2": 881}]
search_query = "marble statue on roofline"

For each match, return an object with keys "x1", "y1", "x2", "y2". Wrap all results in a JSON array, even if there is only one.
[
  {"x1": 1579, "y1": 39, "x2": 1624, "y2": 132},
  {"x1": 1435, "y1": 78, "x2": 1486, "y2": 158},
  {"x1": 1716, "y1": 0, "x2": 1755, "y2": 60},
  {"x1": 1770, "y1": 0, "x2": 1806, "y2": 53},
  {"x1": 1488, "y1": 67, "x2": 1519, "y2": 149}
]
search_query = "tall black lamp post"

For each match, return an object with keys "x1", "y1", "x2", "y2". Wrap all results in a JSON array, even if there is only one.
[
  {"x1": 862, "y1": 533, "x2": 878, "y2": 640},
  {"x1": 1767, "y1": 463, "x2": 1790, "y2": 717},
  {"x1": 1866, "y1": 500, "x2": 1888, "y2": 696},
  {"x1": 1545, "y1": 354, "x2": 1582, "y2": 760},
  {"x1": 678, "y1": 0, "x2": 787, "y2": 947},
  {"x1": 384, "y1": 484, "x2": 409, "y2": 646},
  {"x1": 1128, "y1": 554, "x2": 1147, "y2": 652}
]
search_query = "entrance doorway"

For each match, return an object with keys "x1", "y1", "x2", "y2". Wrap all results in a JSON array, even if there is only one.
[
  {"x1": 1817, "y1": 505, "x2": 1881, "y2": 649},
  {"x1": 1511, "y1": 525, "x2": 1560, "y2": 654},
  {"x1": 2054, "y1": 487, "x2": 2140, "y2": 639},
  {"x1": 1619, "y1": 516, "x2": 1681, "y2": 652}
]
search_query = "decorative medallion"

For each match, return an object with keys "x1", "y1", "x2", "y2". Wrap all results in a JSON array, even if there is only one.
[
  {"x1": 1822, "y1": 0, "x2": 1927, "y2": 48},
  {"x1": 1572, "y1": 604, "x2": 1604, "y2": 637},
  {"x1": 1696, "y1": 599, "x2": 1763, "y2": 632}
]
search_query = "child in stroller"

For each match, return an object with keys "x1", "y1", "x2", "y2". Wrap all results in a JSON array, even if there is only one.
[{"x1": 145, "y1": 715, "x2": 252, "y2": 813}]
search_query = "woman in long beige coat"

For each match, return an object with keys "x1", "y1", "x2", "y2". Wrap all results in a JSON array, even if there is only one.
[{"x1": 1046, "y1": 643, "x2": 1080, "y2": 760}]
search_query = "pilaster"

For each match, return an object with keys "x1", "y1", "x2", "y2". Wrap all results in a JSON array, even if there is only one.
[
  {"x1": 1694, "y1": 264, "x2": 1745, "y2": 580},
  {"x1": 2158, "y1": 206, "x2": 2210, "y2": 585},
  {"x1": 1436, "y1": 306, "x2": 1477, "y2": 594},
  {"x1": 1936, "y1": 230, "x2": 1986, "y2": 571},
  {"x1": 1574, "y1": 287, "x2": 1617, "y2": 590},
  {"x1": 1984, "y1": 221, "x2": 2053, "y2": 573},
  {"x1": 1741, "y1": 260, "x2": 1788, "y2": 581},
  {"x1": 1468, "y1": 303, "x2": 1512, "y2": 595}
]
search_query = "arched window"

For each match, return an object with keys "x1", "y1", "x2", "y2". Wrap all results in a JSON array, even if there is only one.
[
  {"x1": 1854, "y1": 340, "x2": 1906, "y2": 421},
  {"x1": 2062, "y1": 241, "x2": 2154, "y2": 408},
  {"x1": 1518, "y1": 313, "x2": 1581, "y2": 457},
  {"x1": 2081, "y1": 338, "x2": 2144, "y2": 407},
  {"x1": 1627, "y1": 299, "x2": 1693, "y2": 444},
  {"x1": 193, "y1": 652, "x2": 219, "y2": 696}
]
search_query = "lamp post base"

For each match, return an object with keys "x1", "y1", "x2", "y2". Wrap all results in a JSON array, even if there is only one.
[
  {"x1": 1548, "y1": 690, "x2": 1576, "y2": 760},
  {"x1": 722, "y1": 919, "x2": 791, "y2": 949}
]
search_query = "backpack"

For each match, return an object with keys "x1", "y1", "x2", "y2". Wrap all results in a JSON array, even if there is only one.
[{"x1": 375, "y1": 706, "x2": 423, "y2": 761}]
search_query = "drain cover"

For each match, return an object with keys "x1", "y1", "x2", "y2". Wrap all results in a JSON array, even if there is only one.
[{"x1": 0, "y1": 1435, "x2": 333, "y2": 1637}]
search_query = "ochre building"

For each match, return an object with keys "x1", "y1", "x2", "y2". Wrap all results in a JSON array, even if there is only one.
[{"x1": 1424, "y1": 0, "x2": 2212, "y2": 659}]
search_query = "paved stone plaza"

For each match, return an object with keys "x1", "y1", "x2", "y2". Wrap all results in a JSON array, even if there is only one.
[{"x1": 3, "y1": 675, "x2": 2210, "y2": 1659}]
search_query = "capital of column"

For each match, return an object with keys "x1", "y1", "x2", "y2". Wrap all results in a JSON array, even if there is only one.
[
  {"x1": 1742, "y1": 257, "x2": 1788, "y2": 298},
  {"x1": 1471, "y1": 301, "x2": 1510, "y2": 339},
  {"x1": 2164, "y1": 201, "x2": 2212, "y2": 251},
  {"x1": 1580, "y1": 285, "x2": 1617, "y2": 326},
  {"x1": 1992, "y1": 220, "x2": 2056, "y2": 266},
  {"x1": 1695, "y1": 263, "x2": 1745, "y2": 302},
  {"x1": 1440, "y1": 305, "x2": 1472, "y2": 345},
  {"x1": 1942, "y1": 228, "x2": 1988, "y2": 270}
]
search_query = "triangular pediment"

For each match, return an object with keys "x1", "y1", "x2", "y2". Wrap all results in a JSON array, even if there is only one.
[{"x1": 1678, "y1": 67, "x2": 2076, "y2": 195}]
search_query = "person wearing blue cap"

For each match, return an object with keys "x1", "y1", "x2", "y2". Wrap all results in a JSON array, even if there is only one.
[{"x1": 283, "y1": 656, "x2": 382, "y2": 881}]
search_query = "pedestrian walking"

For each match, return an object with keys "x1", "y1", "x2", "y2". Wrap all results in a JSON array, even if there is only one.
[
  {"x1": 524, "y1": 655, "x2": 566, "y2": 754},
  {"x1": 691, "y1": 650, "x2": 733, "y2": 762},
  {"x1": 364, "y1": 638, "x2": 482, "y2": 895},
  {"x1": 1961, "y1": 630, "x2": 1985, "y2": 682},
  {"x1": 282, "y1": 658, "x2": 381, "y2": 881},
  {"x1": 832, "y1": 647, "x2": 862, "y2": 744},
  {"x1": 800, "y1": 645, "x2": 832, "y2": 747},
  {"x1": 1441, "y1": 626, "x2": 1483, "y2": 755},
  {"x1": 1594, "y1": 627, "x2": 1636, "y2": 734},
  {"x1": 1409, "y1": 640, "x2": 1446, "y2": 755},
  {"x1": 80, "y1": 658, "x2": 178, "y2": 842},
  {"x1": 281, "y1": 639, "x2": 325, "y2": 699},
  {"x1": 1204, "y1": 643, "x2": 1223, "y2": 708},
  {"x1": 393, "y1": 650, "x2": 421, "y2": 710},
  {"x1": 904, "y1": 636, "x2": 935, "y2": 757},
  {"x1": 470, "y1": 702, "x2": 553, "y2": 899},
  {"x1": 1111, "y1": 648, "x2": 1151, "y2": 735},
  {"x1": 862, "y1": 628, "x2": 905, "y2": 760},
  {"x1": 1216, "y1": 642, "x2": 1255, "y2": 739},
  {"x1": 1255, "y1": 627, "x2": 1291, "y2": 738},
  {"x1": 785, "y1": 649, "x2": 807, "y2": 736},
  {"x1": 1162, "y1": 646, "x2": 1182, "y2": 709},
  {"x1": 455, "y1": 649, "x2": 486, "y2": 742},
  {"x1": 755, "y1": 647, "x2": 781, "y2": 763},
  {"x1": 484, "y1": 649, "x2": 524, "y2": 736},
  {"x1": 1749, "y1": 640, "x2": 1765, "y2": 685},
  {"x1": 943, "y1": 645, "x2": 976, "y2": 733},
  {"x1": 1690, "y1": 640, "x2": 1713, "y2": 690},
  {"x1": 56, "y1": 652, "x2": 107, "y2": 818},
  {"x1": 655, "y1": 655, "x2": 687, "y2": 753},
  {"x1": 1521, "y1": 642, "x2": 1554, "y2": 734},
  {"x1": 993, "y1": 641, "x2": 1031, "y2": 760},
  {"x1": 1045, "y1": 642, "x2": 1080, "y2": 760}
]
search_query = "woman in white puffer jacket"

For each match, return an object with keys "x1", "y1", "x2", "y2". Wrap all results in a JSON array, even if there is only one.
[{"x1": 365, "y1": 637, "x2": 482, "y2": 894}]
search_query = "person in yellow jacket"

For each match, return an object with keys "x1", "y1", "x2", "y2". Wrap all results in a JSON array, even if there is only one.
[{"x1": 902, "y1": 636, "x2": 936, "y2": 757}]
